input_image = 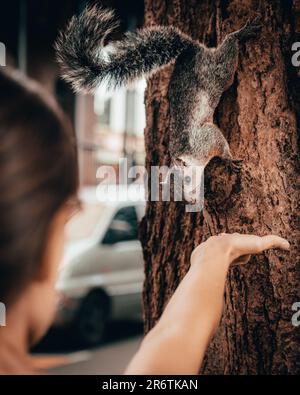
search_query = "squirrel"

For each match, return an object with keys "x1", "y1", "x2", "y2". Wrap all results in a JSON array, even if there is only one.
[{"x1": 55, "y1": 5, "x2": 261, "y2": 202}]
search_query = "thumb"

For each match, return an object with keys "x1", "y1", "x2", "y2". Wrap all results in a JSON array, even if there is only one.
[{"x1": 231, "y1": 254, "x2": 251, "y2": 266}]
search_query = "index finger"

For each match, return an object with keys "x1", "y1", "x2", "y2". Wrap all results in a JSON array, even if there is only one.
[
  {"x1": 232, "y1": 234, "x2": 290, "y2": 257},
  {"x1": 259, "y1": 235, "x2": 290, "y2": 252}
]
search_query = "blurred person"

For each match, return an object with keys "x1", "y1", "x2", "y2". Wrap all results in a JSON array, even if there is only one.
[
  {"x1": 0, "y1": 68, "x2": 79, "y2": 374},
  {"x1": 0, "y1": 69, "x2": 290, "y2": 374}
]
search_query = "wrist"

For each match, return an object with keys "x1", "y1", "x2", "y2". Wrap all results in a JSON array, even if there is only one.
[
  {"x1": 190, "y1": 250, "x2": 230, "y2": 279},
  {"x1": 191, "y1": 243, "x2": 232, "y2": 270}
]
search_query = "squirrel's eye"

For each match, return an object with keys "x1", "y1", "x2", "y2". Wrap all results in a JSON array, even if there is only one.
[{"x1": 184, "y1": 175, "x2": 192, "y2": 184}]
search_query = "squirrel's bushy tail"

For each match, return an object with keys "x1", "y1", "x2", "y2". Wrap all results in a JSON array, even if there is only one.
[{"x1": 55, "y1": 5, "x2": 194, "y2": 93}]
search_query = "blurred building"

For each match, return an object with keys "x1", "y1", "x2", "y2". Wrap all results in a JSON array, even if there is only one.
[
  {"x1": 77, "y1": 77, "x2": 146, "y2": 186},
  {"x1": 0, "y1": 0, "x2": 145, "y2": 186}
]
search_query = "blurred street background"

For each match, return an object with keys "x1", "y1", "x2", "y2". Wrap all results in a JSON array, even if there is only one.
[
  {"x1": 32, "y1": 320, "x2": 143, "y2": 374},
  {"x1": 0, "y1": 0, "x2": 146, "y2": 374}
]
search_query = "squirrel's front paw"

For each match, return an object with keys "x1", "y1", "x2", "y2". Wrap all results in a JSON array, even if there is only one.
[{"x1": 235, "y1": 16, "x2": 262, "y2": 41}]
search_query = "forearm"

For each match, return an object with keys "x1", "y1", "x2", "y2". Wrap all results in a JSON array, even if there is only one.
[{"x1": 125, "y1": 254, "x2": 230, "y2": 374}]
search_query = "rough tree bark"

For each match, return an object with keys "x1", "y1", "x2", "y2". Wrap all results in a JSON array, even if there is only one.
[{"x1": 140, "y1": 0, "x2": 300, "y2": 374}]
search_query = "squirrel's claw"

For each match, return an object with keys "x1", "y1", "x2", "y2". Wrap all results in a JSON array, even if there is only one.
[
  {"x1": 235, "y1": 16, "x2": 262, "y2": 41},
  {"x1": 229, "y1": 159, "x2": 243, "y2": 172}
]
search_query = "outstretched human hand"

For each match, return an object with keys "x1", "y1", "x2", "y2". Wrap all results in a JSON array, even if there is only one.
[
  {"x1": 126, "y1": 232, "x2": 290, "y2": 375},
  {"x1": 191, "y1": 233, "x2": 290, "y2": 267}
]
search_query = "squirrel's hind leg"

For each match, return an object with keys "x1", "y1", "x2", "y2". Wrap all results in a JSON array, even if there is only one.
[
  {"x1": 232, "y1": 16, "x2": 262, "y2": 42},
  {"x1": 215, "y1": 17, "x2": 261, "y2": 91},
  {"x1": 215, "y1": 35, "x2": 239, "y2": 91}
]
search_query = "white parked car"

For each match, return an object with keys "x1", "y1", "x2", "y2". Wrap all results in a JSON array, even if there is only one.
[{"x1": 55, "y1": 186, "x2": 145, "y2": 345}]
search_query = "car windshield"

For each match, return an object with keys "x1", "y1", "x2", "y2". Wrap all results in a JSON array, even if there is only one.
[{"x1": 65, "y1": 203, "x2": 105, "y2": 242}]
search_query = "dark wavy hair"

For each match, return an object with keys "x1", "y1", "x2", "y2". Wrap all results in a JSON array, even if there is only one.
[{"x1": 0, "y1": 68, "x2": 79, "y2": 306}]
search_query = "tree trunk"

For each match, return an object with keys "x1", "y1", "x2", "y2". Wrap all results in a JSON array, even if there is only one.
[{"x1": 140, "y1": 0, "x2": 300, "y2": 374}]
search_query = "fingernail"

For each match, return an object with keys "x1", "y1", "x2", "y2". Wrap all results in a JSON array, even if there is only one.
[{"x1": 283, "y1": 240, "x2": 290, "y2": 249}]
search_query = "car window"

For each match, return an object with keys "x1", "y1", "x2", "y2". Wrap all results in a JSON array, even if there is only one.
[{"x1": 102, "y1": 206, "x2": 139, "y2": 245}]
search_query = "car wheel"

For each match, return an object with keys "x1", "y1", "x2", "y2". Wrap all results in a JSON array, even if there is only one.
[{"x1": 73, "y1": 290, "x2": 110, "y2": 347}]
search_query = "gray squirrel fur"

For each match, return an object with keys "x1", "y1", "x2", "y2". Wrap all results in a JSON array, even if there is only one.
[{"x1": 55, "y1": 5, "x2": 261, "y2": 198}]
